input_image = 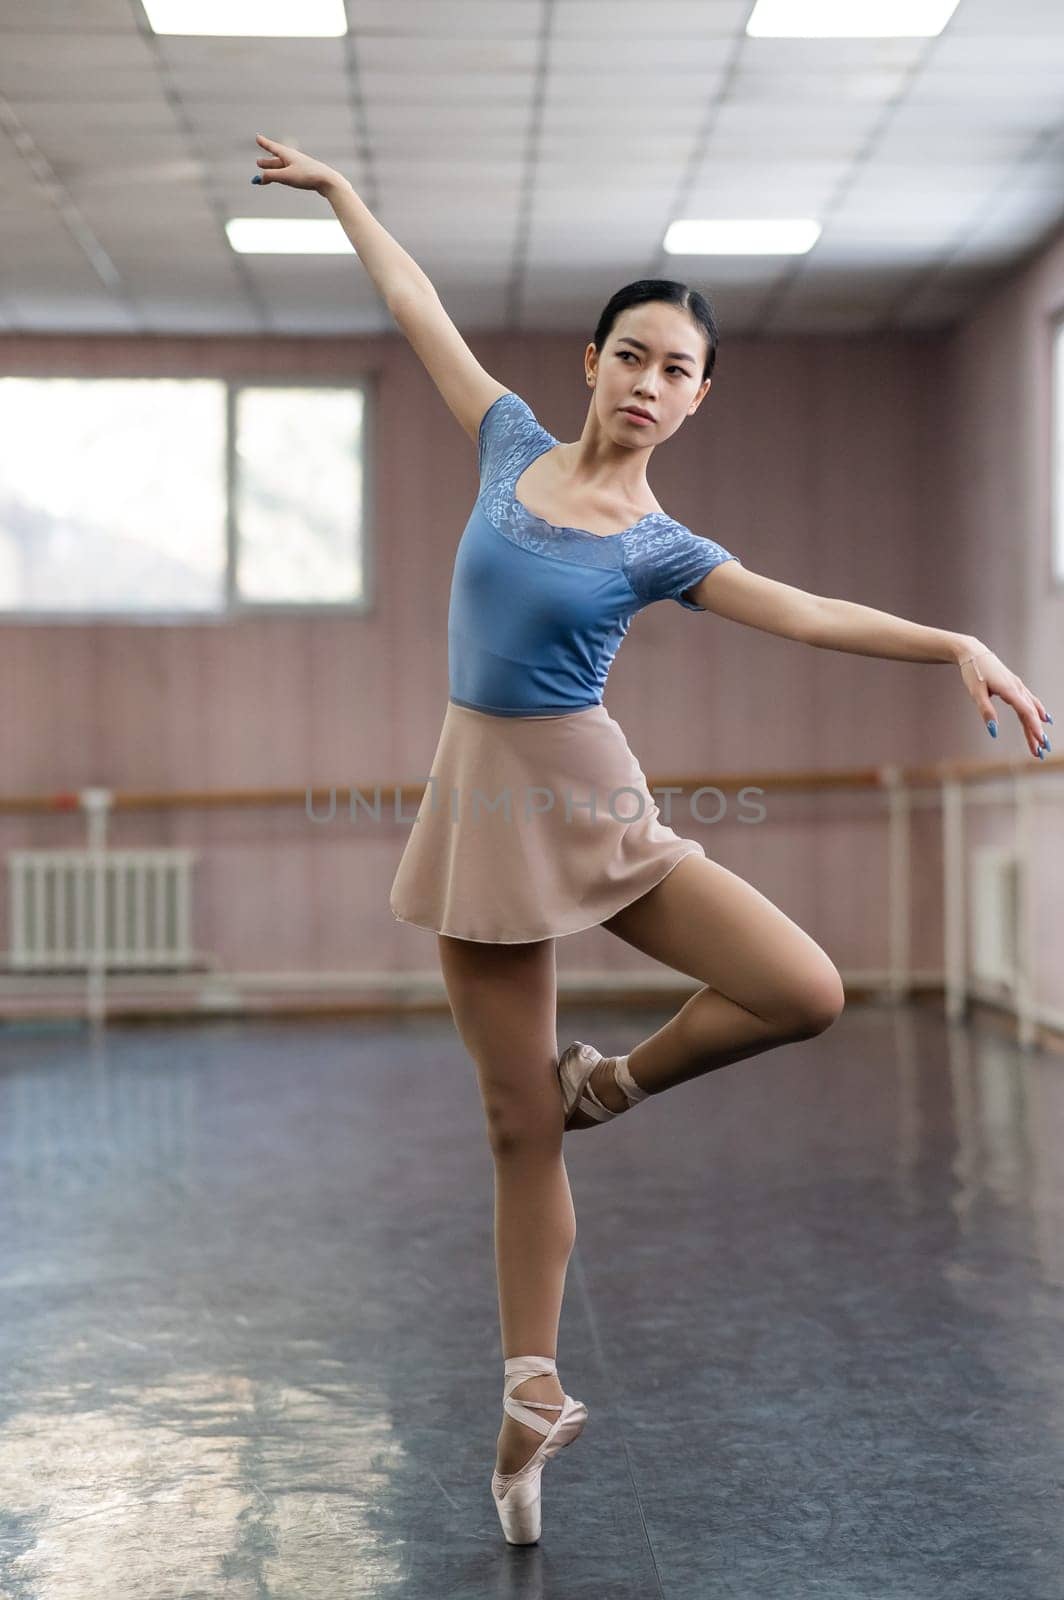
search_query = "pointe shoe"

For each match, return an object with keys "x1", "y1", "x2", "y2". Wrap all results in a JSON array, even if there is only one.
[
  {"x1": 557, "y1": 1042, "x2": 648, "y2": 1131},
  {"x1": 491, "y1": 1354, "x2": 588, "y2": 1544}
]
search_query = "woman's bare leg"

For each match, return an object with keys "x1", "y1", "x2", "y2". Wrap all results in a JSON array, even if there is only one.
[
  {"x1": 570, "y1": 853, "x2": 845, "y2": 1123},
  {"x1": 436, "y1": 931, "x2": 572, "y2": 1474}
]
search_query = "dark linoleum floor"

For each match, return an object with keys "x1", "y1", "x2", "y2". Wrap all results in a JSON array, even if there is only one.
[{"x1": 1, "y1": 1001, "x2": 1063, "y2": 1598}]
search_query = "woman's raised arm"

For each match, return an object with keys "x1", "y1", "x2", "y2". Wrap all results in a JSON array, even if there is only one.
[{"x1": 252, "y1": 133, "x2": 508, "y2": 444}]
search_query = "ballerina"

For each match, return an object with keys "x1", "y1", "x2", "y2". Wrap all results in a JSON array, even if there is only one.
[{"x1": 253, "y1": 132, "x2": 1054, "y2": 1545}]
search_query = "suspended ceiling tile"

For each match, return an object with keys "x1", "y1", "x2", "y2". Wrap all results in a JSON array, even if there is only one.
[
  {"x1": 667, "y1": 256, "x2": 791, "y2": 289},
  {"x1": 935, "y1": 27, "x2": 1064, "y2": 58},
  {"x1": 830, "y1": 191, "x2": 989, "y2": 227},
  {"x1": 0, "y1": 0, "x2": 129, "y2": 29},
  {"x1": 542, "y1": 69, "x2": 727, "y2": 107},
  {"x1": 45, "y1": 134, "x2": 197, "y2": 184},
  {"x1": 948, "y1": 0, "x2": 1064, "y2": 25},
  {"x1": 907, "y1": 70, "x2": 1064, "y2": 118},
  {"x1": 552, "y1": 36, "x2": 736, "y2": 71},
  {"x1": 257, "y1": 303, "x2": 393, "y2": 336},
  {"x1": 535, "y1": 135, "x2": 695, "y2": 166},
  {"x1": 710, "y1": 102, "x2": 886, "y2": 148},
  {"x1": 421, "y1": 250, "x2": 517, "y2": 279},
  {"x1": 134, "y1": 300, "x2": 263, "y2": 335},
  {"x1": 556, "y1": 1, "x2": 751, "y2": 37},
  {"x1": 1, "y1": 295, "x2": 138, "y2": 332},
  {"x1": 76, "y1": 191, "x2": 221, "y2": 234},
  {"x1": 690, "y1": 156, "x2": 853, "y2": 190},
  {"x1": 728, "y1": 64, "x2": 912, "y2": 102},
  {"x1": 0, "y1": 31, "x2": 159, "y2": 97},
  {"x1": 766, "y1": 306, "x2": 897, "y2": 334},
  {"x1": 373, "y1": 156, "x2": 528, "y2": 187},
  {"x1": 855, "y1": 157, "x2": 1018, "y2": 190},
  {"x1": 187, "y1": 105, "x2": 353, "y2": 143},
  {"x1": 364, "y1": 103, "x2": 531, "y2": 139},
  {"x1": 333, "y1": 0, "x2": 541, "y2": 36},
  {"x1": 874, "y1": 121, "x2": 1035, "y2": 161},
  {"x1": 154, "y1": 37, "x2": 348, "y2": 98},
  {"x1": 782, "y1": 266, "x2": 914, "y2": 299},
  {"x1": 360, "y1": 74, "x2": 536, "y2": 107},
  {"x1": 13, "y1": 100, "x2": 181, "y2": 143},
  {"x1": 356, "y1": 35, "x2": 540, "y2": 72},
  {"x1": 811, "y1": 232, "x2": 950, "y2": 268},
  {"x1": 732, "y1": 37, "x2": 928, "y2": 71},
  {"x1": 965, "y1": 187, "x2": 1064, "y2": 245},
  {"x1": 537, "y1": 107, "x2": 714, "y2": 141},
  {"x1": 377, "y1": 193, "x2": 522, "y2": 226}
]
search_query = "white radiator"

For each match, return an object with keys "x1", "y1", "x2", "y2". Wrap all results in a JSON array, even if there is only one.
[
  {"x1": 971, "y1": 846, "x2": 1021, "y2": 990},
  {"x1": 7, "y1": 849, "x2": 196, "y2": 972}
]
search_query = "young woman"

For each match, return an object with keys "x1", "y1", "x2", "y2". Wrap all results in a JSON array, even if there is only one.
[{"x1": 253, "y1": 134, "x2": 1054, "y2": 1546}]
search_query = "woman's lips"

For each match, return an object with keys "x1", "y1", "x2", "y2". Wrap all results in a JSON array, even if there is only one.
[{"x1": 622, "y1": 409, "x2": 653, "y2": 425}]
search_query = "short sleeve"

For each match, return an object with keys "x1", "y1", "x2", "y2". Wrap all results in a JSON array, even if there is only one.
[
  {"x1": 477, "y1": 391, "x2": 549, "y2": 486},
  {"x1": 624, "y1": 523, "x2": 741, "y2": 610}
]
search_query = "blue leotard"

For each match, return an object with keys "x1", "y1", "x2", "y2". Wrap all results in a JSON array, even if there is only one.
[{"x1": 448, "y1": 391, "x2": 740, "y2": 717}]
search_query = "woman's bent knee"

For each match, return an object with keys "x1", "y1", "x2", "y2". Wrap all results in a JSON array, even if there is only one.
[{"x1": 784, "y1": 966, "x2": 846, "y2": 1037}]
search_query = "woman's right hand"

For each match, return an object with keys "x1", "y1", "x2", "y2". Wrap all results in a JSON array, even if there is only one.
[{"x1": 252, "y1": 134, "x2": 345, "y2": 194}]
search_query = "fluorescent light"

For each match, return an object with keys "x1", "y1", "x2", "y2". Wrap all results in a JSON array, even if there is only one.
[
  {"x1": 663, "y1": 219, "x2": 821, "y2": 256},
  {"x1": 747, "y1": 0, "x2": 960, "y2": 37},
  {"x1": 143, "y1": 0, "x2": 347, "y2": 36},
  {"x1": 226, "y1": 219, "x2": 356, "y2": 255}
]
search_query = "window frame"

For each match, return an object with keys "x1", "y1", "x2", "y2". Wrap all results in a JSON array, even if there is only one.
[
  {"x1": 1050, "y1": 314, "x2": 1064, "y2": 592},
  {"x1": 0, "y1": 370, "x2": 378, "y2": 625}
]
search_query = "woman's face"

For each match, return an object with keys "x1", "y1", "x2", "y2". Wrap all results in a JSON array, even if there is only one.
[{"x1": 589, "y1": 304, "x2": 711, "y2": 443}]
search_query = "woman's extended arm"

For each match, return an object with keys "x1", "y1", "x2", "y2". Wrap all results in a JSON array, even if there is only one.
[
  {"x1": 252, "y1": 134, "x2": 433, "y2": 305},
  {"x1": 691, "y1": 562, "x2": 1053, "y2": 758},
  {"x1": 252, "y1": 134, "x2": 508, "y2": 441}
]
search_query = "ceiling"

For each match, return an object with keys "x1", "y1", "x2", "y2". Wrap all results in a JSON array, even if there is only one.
[{"x1": 2, "y1": 0, "x2": 1064, "y2": 339}]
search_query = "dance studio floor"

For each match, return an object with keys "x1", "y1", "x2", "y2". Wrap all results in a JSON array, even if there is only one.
[{"x1": 1, "y1": 1001, "x2": 1062, "y2": 1598}]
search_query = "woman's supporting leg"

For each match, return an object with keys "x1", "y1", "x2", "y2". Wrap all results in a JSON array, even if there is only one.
[
  {"x1": 436, "y1": 931, "x2": 573, "y2": 1474},
  {"x1": 583, "y1": 853, "x2": 845, "y2": 1119}
]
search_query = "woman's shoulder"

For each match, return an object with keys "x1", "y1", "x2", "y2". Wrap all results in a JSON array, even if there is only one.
[
  {"x1": 621, "y1": 518, "x2": 740, "y2": 611},
  {"x1": 478, "y1": 391, "x2": 552, "y2": 485}
]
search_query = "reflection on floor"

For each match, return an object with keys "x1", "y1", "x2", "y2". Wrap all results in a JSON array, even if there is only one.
[{"x1": 0, "y1": 1002, "x2": 1062, "y2": 1599}]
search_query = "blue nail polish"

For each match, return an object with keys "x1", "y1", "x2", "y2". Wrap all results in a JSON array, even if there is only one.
[
  {"x1": 1044, "y1": 738, "x2": 1052, "y2": 753},
  {"x1": 988, "y1": 720, "x2": 997, "y2": 737},
  {"x1": 1037, "y1": 747, "x2": 1045, "y2": 760},
  {"x1": 252, "y1": 174, "x2": 262, "y2": 184},
  {"x1": 1048, "y1": 712, "x2": 1055, "y2": 725}
]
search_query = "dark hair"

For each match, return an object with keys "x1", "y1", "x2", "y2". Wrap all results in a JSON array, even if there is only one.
[{"x1": 591, "y1": 279, "x2": 719, "y2": 384}]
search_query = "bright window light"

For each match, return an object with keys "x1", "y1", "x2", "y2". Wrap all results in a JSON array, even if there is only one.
[
  {"x1": 664, "y1": 219, "x2": 821, "y2": 256},
  {"x1": 143, "y1": 0, "x2": 347, "y2": 36},
  {"x1": 226, "y1": 218, "x2": 356, "y2": 255},
  {"x1": 0, "y1": 377, "x2": 367, "y2": 615},
  {"x1": 234, "y1": 387, "x2": 365, "y2": 604},
  {"x1": 1051, "y1": 322, "x2": 1064, "y2": 586},
  {"x1": 747, "y1": 0, "x2": 960, "y2": 37},
  {"x1": 0, "y1": 377, "x2": 228, "y2": 612}
]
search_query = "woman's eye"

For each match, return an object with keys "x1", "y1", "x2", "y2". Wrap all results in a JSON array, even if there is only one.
[{"x1": 618, "y1": 352, "x2": 685, "y2": 376}]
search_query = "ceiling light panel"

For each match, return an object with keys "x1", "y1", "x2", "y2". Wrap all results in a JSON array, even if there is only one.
[
  {"x1": 142, "y1": 0, "x2": 347, "y2": 36},
  {"x1": 747, "y1": 0, "x2": 961, "y2": 37}
]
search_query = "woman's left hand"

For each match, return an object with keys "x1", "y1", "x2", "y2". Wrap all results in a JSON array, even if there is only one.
[{"x1": 959, "y1": 645, "x2": 1052, "y2": 758}]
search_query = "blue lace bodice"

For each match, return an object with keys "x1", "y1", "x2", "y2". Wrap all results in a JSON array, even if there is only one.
[{"x1": 476, "y1": 390, "x2": 739, "y2": 609}]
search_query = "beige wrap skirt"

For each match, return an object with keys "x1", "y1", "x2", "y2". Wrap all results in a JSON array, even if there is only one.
[{"x1": 389, "y1": 698, "x2": 705, "y2": 944}]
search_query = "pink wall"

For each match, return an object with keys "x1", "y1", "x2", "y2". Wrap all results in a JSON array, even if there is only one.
[
  {"x1": 0, "y1": 290, "x2": 1054, "y2": 998},
  {"x1": 932, "y1": 230, "x2": 1064, "y2": 1015}
]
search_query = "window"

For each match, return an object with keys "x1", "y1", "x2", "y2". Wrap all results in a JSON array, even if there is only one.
[
  {"x1": 1052, "y1": 319, "x2": 1064, "y2": 587},
  {"x1": 0, "y1": 376, "x2": 369, "y2": 619}
]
